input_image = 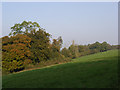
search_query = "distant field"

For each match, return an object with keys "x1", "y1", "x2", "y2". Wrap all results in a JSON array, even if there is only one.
[{"x1": 2, "y1": 50, "x2": 118, "y2": 88}]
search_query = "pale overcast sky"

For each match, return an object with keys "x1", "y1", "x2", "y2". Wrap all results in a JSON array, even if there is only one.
[{"x1": 2, "y1": 2, "x2": 118, "y2": 48}]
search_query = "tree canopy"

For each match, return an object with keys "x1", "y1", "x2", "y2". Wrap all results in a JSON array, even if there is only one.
[{"x1": 2, "y1": 21, "x2": 117, "y2": 73}]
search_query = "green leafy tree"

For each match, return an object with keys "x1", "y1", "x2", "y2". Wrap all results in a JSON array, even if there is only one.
[
  {"x1": 61, "y1": 47, "x2": 72, "y2": 57},
  {"x1": 50, "y1": 36, "x2": 63, "y2": 59},
  {"x1": 52, "y1": 36, "x2": 63, "y2": 52},
  {"x1": 27, "y1": 29, "x2": 51, "y2": 63},
  {"x1": 9, "y1": 21, "x2": 40, "y2": 36},
  {"x1": 89, "y1": 41, "x2": 112, "y2": 53},
  {"x1": 89, "y1": 41, "x2": 101, "y2": 52},
  {"x1": 68, "y1": 40, "x2": 79, "y2": 58},
  {"x1": 89, "y1": 42, "x2": 101, "y2": 49},
  {"x1": 78, "y1": 45, "x2": 85, "y2": 53},
  {"x1": 100, "y1": 42, "x2": 111, "y2": 52}
]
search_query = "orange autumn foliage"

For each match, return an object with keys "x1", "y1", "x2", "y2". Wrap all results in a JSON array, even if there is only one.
[{"x1": 2, "y1": 34, "x2": 33, "y2": 72}]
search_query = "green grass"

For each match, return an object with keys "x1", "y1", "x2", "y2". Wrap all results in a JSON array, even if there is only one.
[{"x1": 2, "y1": 50, "x2": 118, "y2": 88}]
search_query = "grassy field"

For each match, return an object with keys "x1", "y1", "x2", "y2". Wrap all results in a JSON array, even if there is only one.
[{"x1": 2, "y1": 50, "x2": 118, "y2": 88}]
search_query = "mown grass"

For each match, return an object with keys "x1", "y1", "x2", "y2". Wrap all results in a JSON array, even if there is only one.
[{"x1": 2, "y1": 50, "x2": 118, "y2": 88}]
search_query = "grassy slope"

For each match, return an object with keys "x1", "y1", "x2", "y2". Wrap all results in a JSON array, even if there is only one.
[{"x1": 2, "y1": 50, "x2": 118, "y2": 88}]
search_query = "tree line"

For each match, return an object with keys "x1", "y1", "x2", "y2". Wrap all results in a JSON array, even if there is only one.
[{"x1": 2, "y1": 21, "x2": 118, "y2": 73}]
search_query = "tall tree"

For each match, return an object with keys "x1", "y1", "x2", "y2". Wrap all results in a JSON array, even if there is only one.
[
  {"x1": 89, "y1": 41, "x2": 101, "y2": 52},
  {"x1": 100, "y1": 42, "x2": 111, "y2": 52},
  {"x1": 61, "y1": 47, "x2": 72, "y2": 58},
  {"x1": 52, "y1": 36, "x2": 63, "y2": 53},
  {"x1": 68, "y1": 41, "x2": 79, "y2": 58},
  {"x1": 50, "y1": 36, "x2": 63, "y2": 59},
  {"x1": 27, "y1": 29, "x2": 51, "y2": 63},
  {"x1": 9, "y1": 21, "x2": 40, "y2": 36},
  {"x1": 9, "y1": 21, "x2": 51, "y2": 63}
]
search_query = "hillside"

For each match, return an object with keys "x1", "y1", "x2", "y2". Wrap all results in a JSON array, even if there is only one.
[{"x1": 2, "y1": 50, "x2": 118, "y2": 88}]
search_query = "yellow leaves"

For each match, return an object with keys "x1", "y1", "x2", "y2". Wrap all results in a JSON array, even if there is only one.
[
  {"x1": 23, "y1": 59, "x2": 32, "y2": 66},
  {"x1": 10, "y1": 34, "x2": 32, "y2": 47}
]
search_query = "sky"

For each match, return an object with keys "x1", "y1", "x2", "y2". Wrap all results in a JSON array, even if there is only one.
[{"x1": 2, "y1": 2, "x2": 118, "y2": 48}]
